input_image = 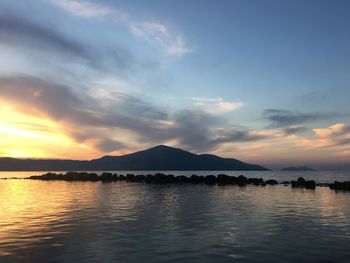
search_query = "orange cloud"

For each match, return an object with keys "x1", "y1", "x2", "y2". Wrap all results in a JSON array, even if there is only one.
[{"x1": 314, "y1": 123, "x2": 350, "y2": 138}]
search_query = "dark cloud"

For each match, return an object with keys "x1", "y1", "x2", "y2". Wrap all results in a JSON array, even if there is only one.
[
  {"x1": 213, "y1": 128, "x2": 272, "y2": 144},
  {"x1": 0, "y1": 14, "x2": 153, "y2": 75},
  {"x1": 0, "y1": 74, "x2": 274, "y2": 153},
  {"x1": 170, "y1": 110, "x2": 224, "y2": 151},
  {"x1": 0, "y1": 14, "x2": 88, "y2": 58},
  {"x1": 104, "y1": 91, "x2": 168, "y2": 120},
  {"x1": 264, "y1": 109, "x2": 334, "y2": 128},
  {"x1": 283, "y1": 125, "x2": 308, "y2": 135},
  {"x1": 0, "y1": 75, "x2": 167, "y2": 132},
  {"x1": 0, "y1": 75, "x2": 210, "y2": 151},
  {"x1": 94, "y1": 139, "x2": 125, "y2": 153}
]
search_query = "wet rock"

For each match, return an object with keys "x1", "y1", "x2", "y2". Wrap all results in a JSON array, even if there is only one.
[
  {"x1": 100, "y1": 172, "x2": 117, "y2": 181},
  {"x1": 27, "y1": 172, "x2": 281, "y2": 188},
  {"x1": 190, "y1": 174, "x2": 201, "y2": 183},
  {"x1": 305, "y1": 180, "x2": 316, "y2": 189},
  {"x1": 248, "y1": 178, "x2": 264, "y2": 185},
  {"x1": 291, "y1": 177, "x2": 306, "y2": 188},
  {"x1": 238, "y1": 175, "x2": 248, "y2": 186},
  {"x1": 329, "y1": 181, "x2": 350, "y2": 191},
  {"x1": 291, "y1": 177, "x2": 315, "y2": 190},
  {"x1": 153, "y1": 173, "x2": 171, "y2": 184},
  {"x1": 119, "y1": 174, "x2": 126, "y2": 180},
  {"x1": 217, "y1": 174, "x2": 232, "y2": 185},
  {"x1": 135, "y1": 174, "x2": 145, "y2": 182},
  {"x1": 265, "y1": 179, "x2": 278, "y2": 185},
  {"x1": 204, "y1": 175, "x2": 217, "y2": 185},
  {"x1": 176, "y1": 175, "x2": 189, "y2": 183}
]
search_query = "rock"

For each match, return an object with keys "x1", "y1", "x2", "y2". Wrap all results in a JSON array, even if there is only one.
[
  {"x1": 204, "y1": 175, "x2": 217, "y2": 184},
  {"x1": 119, "y1": 174, "x2": 126, "y2": 180},
  {"x1": 329, "y1": 181, "x2": 350, "y2": 191},
  {"x1": 176, "y1": 175, "x2": 189, "y2": 183},
  {"x1": 248, "y1": 178, "x2": 264, "y2": 185},
  {"x1": 100, "y1": 172, "x2": 116, "y2": 181},
  {"x1": 237, "y1": 175, "x2": 248, "y2": 186},
  {"x1": 135, "y1": 174, "x2": 145, "y2": 182},
  {"x1": 190, "y1": 174, "x2": 203, "y2": 184},
  {"x1": 217, "y1": 174, "x2": 232, "y2": 185},
  {"x1": 27, "y1": 172, "x2": 280, "y2": 188},
  {"x1": 291, "y1": 177, "x2": 315, "y2": 190},
  {"x1": 265, "y1": 179, "x2": 278, "y2": 185},
  {"x1": 126, "y1": 174, "x2": 135, "y2": 181},
  {"x1": 297, "y1": 177, "x2": 306, "y2": 184},
  {"x1": 305, "y1": 180, "x2": 316, "y2": 189},
  {"x1": 292, "y1": 177, "x2": 306, "y2": 188}
]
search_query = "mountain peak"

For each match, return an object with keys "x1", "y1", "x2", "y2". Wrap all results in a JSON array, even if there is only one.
[
  {"x1": 151, "y1": 145, "x2": 176, "y2": 150},
  {"x1": 145, "y1": 145, "x2": 191, "y2": 153},
  {"x1": 0, "y1": 145, "x2": 269, "y2": 171}
]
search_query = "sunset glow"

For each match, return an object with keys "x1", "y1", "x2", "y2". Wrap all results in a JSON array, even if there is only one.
[
  {"x1": 0, "y1": 104, "x2": 96, "y2": 159},
  {"x1": 0, "y1": 0, "x2": 349, "y2": 170}
]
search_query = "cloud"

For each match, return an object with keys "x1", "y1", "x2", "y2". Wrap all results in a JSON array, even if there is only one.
[
  {"x1": 94, "y1": 139, "x2": 125, "y2": 152},
  {"x1": 283, "y1": 125, "x2": 308, "y2": 135},
  {"x1": 49, "y1": 0, "x2": 114, "y2": 18},
  {"x1": 314, "y1": 123, "x2": 350, "y2": 138},
  {"x1": 2, "y1": 75, "x2": 346, "y2": 158},
  {"x1": 130, "y1": 22, "x2": 192, "y2": 56},
  {"x1": 48, "y1": 0, "x2": 192, "y2": 56},
  {"x1": 264, "y1": 109, "x2": 334, "y2": 128},
  {"x1": 93, "y1": 89, "x2": 168, "y2": 120},
  {"x1": 191, "y1": 97, "x2": 243, "y2": 114},
  {"x1": 213, "y1": 127, "x2": 275, "y2": 144},
  {"x1": 296, "y1": 123, "x2": 350, "y2": 149},
  {"x1": 0, "y1": 74, "x2": 270, "y2": 153},
  {"x1": 335, "y1": 150, "x2": 350, "y2": 157},
  {"x1": 169, "y1": 110, "x2": 223, "y2": 151},
  {"x1": 0, "y1": 14, "x2": 87, "y2": 58},
  {"x1": 0, "y1": 75, "x2": 208, "y2": 151},
  {"x1": 0, "y1": 14, "x2": 154, "y2": 78}
]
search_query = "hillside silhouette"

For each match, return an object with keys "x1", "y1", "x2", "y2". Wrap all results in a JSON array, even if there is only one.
[{"x1": 0, "y1": 145, "x2": 268, "y2": 171}]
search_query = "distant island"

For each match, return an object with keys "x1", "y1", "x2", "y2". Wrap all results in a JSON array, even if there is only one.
[
  {"x1": 281, "y1": 166, "x2": 316, "y2": 171},
  {"x1": 0, "y1": 145, "x2": 269, "y2": 171}
]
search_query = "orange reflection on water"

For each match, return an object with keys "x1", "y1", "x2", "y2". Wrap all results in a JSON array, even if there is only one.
[
  {"x1": 0, "y1": 179, "x2": 145, "y2": 257},
  {"x1": 317, "y1": 187, "x2": 350, "y2": 229},
  {"x1": 0, "y1": 180, "x2": 99, "y2": 256}
]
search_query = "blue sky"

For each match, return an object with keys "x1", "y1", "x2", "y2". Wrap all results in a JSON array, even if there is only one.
[{"x1": 0, "y1": 0, "x2": 349, "y2": 169}]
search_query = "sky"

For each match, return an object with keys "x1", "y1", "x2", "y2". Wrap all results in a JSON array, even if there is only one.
[{"x1": 0, "y1": 0, "x2": 349, "y2": 170}]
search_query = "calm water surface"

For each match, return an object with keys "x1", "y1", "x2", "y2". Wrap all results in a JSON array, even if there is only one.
[{"x1": 1, "y1": 172, "x2": 350, "y2": 262}]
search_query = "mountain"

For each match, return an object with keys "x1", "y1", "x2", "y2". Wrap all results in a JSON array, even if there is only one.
[
  {"x1": 281, "y1": 166, "x2": 316, "y2": 171},
  {"x1": 0, "y1": 145, "x2": 269, "y2": 171}
]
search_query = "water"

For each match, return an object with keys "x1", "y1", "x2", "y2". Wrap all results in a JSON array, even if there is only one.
[{"x1": 1, "y1": 172, "x2": 350, "y2": 262}]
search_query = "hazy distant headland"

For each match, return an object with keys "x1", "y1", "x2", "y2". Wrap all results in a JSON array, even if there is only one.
[
  {"x1": 281, "y1": 166, "x2": 317, "y2": 171},
  {"x1": 0, "y1": 145, "x2": 268, "y2": 171}
]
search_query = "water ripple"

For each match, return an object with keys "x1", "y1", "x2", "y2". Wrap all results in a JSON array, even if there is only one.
[{"x1": 1, "y1": 180, "x2": 350, "y2": 262}]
